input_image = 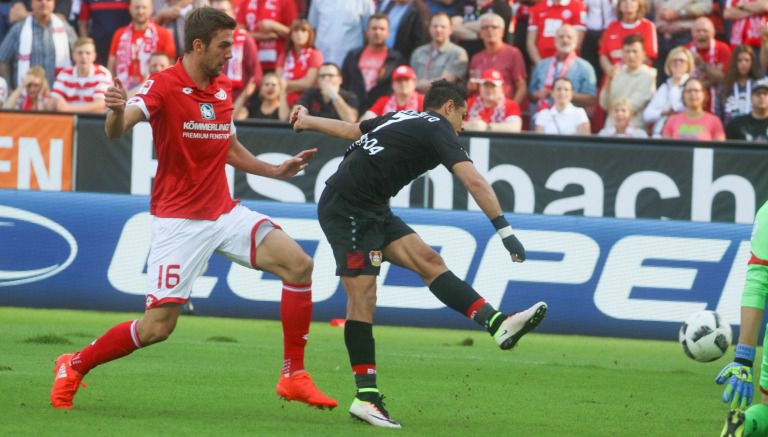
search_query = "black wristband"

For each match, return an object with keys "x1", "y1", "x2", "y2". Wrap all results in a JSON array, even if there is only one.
[
  {"x1": 491, "y1": 215, "x2": 509, "y2": 230},
  {"x1": 734, "y1": 357, "x2": 754, "y2": 367}
]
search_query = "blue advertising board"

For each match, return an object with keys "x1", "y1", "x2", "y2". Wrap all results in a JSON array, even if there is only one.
[{"x1": 0, "y1": 189, "x2": 753, "y2": 340}]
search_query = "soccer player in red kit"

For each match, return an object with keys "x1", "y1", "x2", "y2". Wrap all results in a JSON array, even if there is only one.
[{"x1": 50, "y1": 6, "x2": 337, "y2": 411}]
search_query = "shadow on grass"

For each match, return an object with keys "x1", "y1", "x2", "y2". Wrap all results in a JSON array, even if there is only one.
[
  {"x1": 206, "y1": 336, "x2": 238, "y2": 343},
  {"x1": 23, "y1": 335, "x2": 72, "y2": 345}
]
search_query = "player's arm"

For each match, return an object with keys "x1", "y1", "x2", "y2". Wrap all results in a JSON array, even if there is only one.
[
  {"x1": 290, "y1": 104, "x2": 362, "y2": 140},
  {"x1": 104, "y1": 77, "x2": 146, "y2": 138},
  {"x1": 227, "y1": 135, "x2": 317, "y2": 179},
  {"x1": 452, "y1": 160, "x2": 526, "y2": 262}
]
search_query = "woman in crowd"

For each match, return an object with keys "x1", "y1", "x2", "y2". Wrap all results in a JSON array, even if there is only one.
[
  {"x1": 718, "y1": 45, "x2": 764, "y2": 126},
  {"x1": 598, "y1": 0, "x2": 657, "y2": 76},
  {"x1": 662, "y1": 77, "x2": 725, "y2": 140},
  {"x1": 643, "y1": 47, "x2": 694, "y2": 137},
  {"x1": 276, "y1": 19, "x2": 323, "y2": 108},
  {"x1": 233, "y1": 72, "x2": 289, "y2": 121},
  {"x1": 5, "y1": 66, "x2": 50, "y2": 111},
  {"x1": 600, "y1": 97, "x2": 648, "y2": 137},
  {"x1": 534, "y1": 78, "x2": 591, "y2": 135}
]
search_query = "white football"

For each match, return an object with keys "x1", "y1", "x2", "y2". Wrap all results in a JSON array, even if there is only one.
[{"x1": 679, "y1": 310, "x2": 732, "y2": 362}]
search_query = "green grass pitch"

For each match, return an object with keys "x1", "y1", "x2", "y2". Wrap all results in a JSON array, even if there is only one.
[{"x1": 0, "y1": 307, "x2": 753, "y2": 436}]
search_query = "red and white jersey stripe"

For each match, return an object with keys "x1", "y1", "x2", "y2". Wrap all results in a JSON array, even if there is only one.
[{"x1": 51, "y1": 64, "x2": 112, "y2": 103}]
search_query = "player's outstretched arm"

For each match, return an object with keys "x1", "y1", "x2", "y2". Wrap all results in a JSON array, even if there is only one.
[
  {"x1": 227, "y1": 135, "x2": 317, "y2": 179},
  {"x1": 105, "y1": 77, "x2": 146, "y2": 138},
  {"x1": 290, "y1": 104, "x2": 362, "y2": 140},
  {"x1": 452, "y1": 161, "x2": 526, "y2": 262}
]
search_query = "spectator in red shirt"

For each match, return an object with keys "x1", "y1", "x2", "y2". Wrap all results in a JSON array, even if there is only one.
[
  {"x1": 687, "y1": 17, "x2": 730, "y2": 112},
  {"x1": 107, "y1": 0, "x2": 176, "y2": 91},
  {"x1": 211, "y1": 0, "x2": 260, "y2": 101},
  {"x1": 724, "y1": 0, "x2": 767, "y2": 49},
  {"x1": 464, "y1": 68, "x2": 522, "y2": 132},
  {"x1": 236, "y1": 0, "x2": 297, "y2": 72},
  {"x1": 360, "y1": 64, "x2": 423, "y2": 120},
  {"x1": 276, "y1": 19, "x2": 322, "y2": 107},
  {"x1": 49, "y1": 37, "x2": 112, "y2": 113},
  {"x1": 340, "y1": 13, "x2": 405, "y2": 112},
  {"x1": 126, "y1": 50, "x2": 171, "y2": 97},
  {"x1": 468, "y1": 12, "x2": 527, "y2": 106},
  {"x1": 526, "y1": 0, "x2": 586, "y2": 65},
  {"x1": 598, "y1": 0, "x2": 657, "y2": 76}
]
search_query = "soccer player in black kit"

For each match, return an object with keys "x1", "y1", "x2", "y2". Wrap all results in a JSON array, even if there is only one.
[{"x1": 291, "y1": 80, "x2": 547, "y2": 428}]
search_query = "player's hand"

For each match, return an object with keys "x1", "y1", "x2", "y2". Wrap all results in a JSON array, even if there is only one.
[
  {"x1": 491, "y1": 215, "x2": 526, "y2": 263},
  {"x1": 715, "y1": 344, "x2": 756, "y2": 410},
  {"x1": 716, "y1": 363, "x2": 754, "y2": 409},
  {"x1": 105, "y1": 77, "x2": 128, "y2": 114},
  {"x1": 274, "y1": 148, "x2": 317, "y2": 179},
  {"x1": 290, "y1": 105, "x2": 309, "y2": 132},
  {"x1": 502, "y1": 234, "x2": 526, "y2": 263}
]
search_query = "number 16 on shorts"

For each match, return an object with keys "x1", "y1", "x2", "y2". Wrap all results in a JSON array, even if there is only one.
[{"x1": 157, "y1": 264, "x2": 181, "y2": 289}]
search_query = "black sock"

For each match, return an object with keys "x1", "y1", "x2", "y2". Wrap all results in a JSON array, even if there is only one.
[
  {"x1": 344, "y1": 320, "x2": 377, "y2": 391},
  {"x1": 476, "y1": 304, "x2": 505, "y2": 336},
  {"x1": 428, "y1": 271, "x2": 483, "y2": 316}
]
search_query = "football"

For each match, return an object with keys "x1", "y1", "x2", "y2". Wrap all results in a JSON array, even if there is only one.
[{"x1": 679, "y1": 310, "x2": 732, "y2": 362}]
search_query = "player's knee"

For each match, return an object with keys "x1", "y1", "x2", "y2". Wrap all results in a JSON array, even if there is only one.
[
  {"x1": 417, "y1": 248, "x2": 447, "y2": 277},
  {"x1": 286, "y1": 253, "x2": 313, "y2": 282}
]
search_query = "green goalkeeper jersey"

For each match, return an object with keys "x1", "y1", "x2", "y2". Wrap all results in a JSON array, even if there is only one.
[{"x1": 742, "y1": 200, "x2": 768, "y2": 309}]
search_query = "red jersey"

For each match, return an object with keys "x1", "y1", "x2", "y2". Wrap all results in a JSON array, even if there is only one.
[
  {"x1": 236, "y1": 0, "x2": 298, "y2": 71},
  {"x1": 727, "y1": 0, "x2": 768, "y2": 47},
  {"x1": 599, "y1": 19, "x2": 658, "y2": 64},
  {"x1": 688, "y1": 40, "x2": 731, "y2": 74},
  {"x1": 466, "y1": 96, "x2": 521, "y2": 123},
  {"x1": 277, "y1": 47, "x2": 323, "y2": 106},
  {"x1": 528, "y1": 0, "x2": 587, "y2": 59},
  {"x1": 126, "y1": 60, "x2": 237, "y2": 220},
  {"x1": 51, "y1": 64, "x2": 112, "y2": 103},
  {"x1": 367, "y1": 93, "x2": 424, "y2": 115}
]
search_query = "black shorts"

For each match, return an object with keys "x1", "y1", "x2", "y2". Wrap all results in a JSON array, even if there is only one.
[{"x1": 317, "y1": 188, "x2": 415, "y2": 276}]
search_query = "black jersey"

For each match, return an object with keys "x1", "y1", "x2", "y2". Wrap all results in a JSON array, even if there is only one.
[{"x1": 325, "y1": 110, "x2": 472, "y2": 207}]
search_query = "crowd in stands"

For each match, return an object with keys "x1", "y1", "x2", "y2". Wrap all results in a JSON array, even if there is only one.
[{"x1": 0, "y1": 0, "x2": 767, "y2": 141}]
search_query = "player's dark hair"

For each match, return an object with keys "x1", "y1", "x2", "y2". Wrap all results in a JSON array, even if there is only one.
[
  {"x1": 622, "y1": 34, "x2": 644, "y2": 48},
  {"x1": 184, "y1": 7, "x2": 236, "y2": 53},
  {"x1": 423, "y1": 79, "x2": 467, "y2": 111}
]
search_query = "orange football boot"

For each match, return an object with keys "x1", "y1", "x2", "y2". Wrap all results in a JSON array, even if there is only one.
[
  {"x1": 276, "y1": 372, "x2": 338, "y2": 409},
  {"x1": 50, "y1": 354, "x2": 85, "y2": 409}
]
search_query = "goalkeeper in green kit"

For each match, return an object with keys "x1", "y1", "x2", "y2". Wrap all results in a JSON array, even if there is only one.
[{"x1": 719, "y1": 200, "x2": 768, "y2": 437}]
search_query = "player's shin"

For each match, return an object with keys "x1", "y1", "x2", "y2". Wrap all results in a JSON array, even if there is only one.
[
  {"x1": 345, "y1": 320, "x2": 377, "y2": 393},
  {"x1": 71, "y1": 320, "x2": 142, "y2": 375},
  {"x1": 428, "y1": 271, "x2": 506, "y2": 335},
  {"x1": 280, "y1": 282, "x2": 312, "y2": 375}
]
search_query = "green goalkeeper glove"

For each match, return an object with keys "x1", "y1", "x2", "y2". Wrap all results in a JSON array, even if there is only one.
[{"x1": 715, "y1": 344, "x2": 755, "y2": 410}]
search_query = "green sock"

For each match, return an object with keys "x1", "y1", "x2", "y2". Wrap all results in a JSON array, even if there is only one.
[{"x1": 745, "y1": 403, "x2": 768, "y2": 436}]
